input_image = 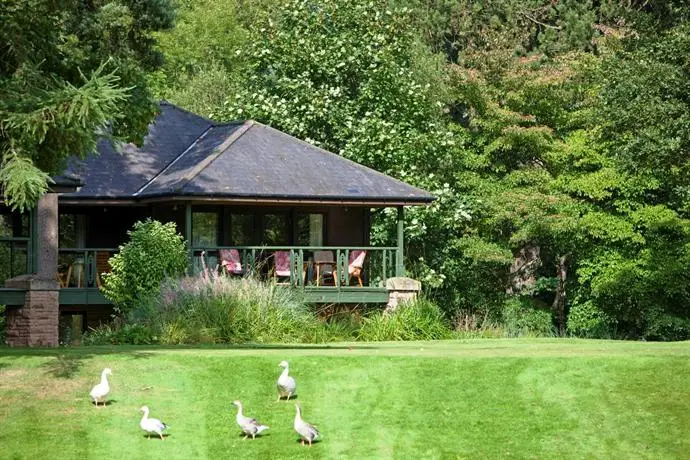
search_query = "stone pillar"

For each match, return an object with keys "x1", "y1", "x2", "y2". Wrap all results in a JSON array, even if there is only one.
[
  {"x1": 385, "y1": 277, "x2": 421, "y2": 312},
  {"x1": 36, "y1": 193, "x2": 58, "y2": 279},
  {"x1": 5, "y1": 277, "x2": 60, "y2": 347},
  {"x1": 5, "y1": 193, "x2": 60, "y2": 347}
]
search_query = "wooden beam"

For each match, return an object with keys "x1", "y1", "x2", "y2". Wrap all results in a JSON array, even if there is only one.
[
  {"x1": 396, "y1": 206, "x2": 404, "y2": 276},
  {"x1": 185, "y1": 203, "x2": 193, "y2": 268}
]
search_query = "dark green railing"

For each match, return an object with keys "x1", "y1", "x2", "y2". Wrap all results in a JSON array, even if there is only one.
[
  {"x1": 58, "y1": 248, "x2": 118, "y2": 288},
  {"x1": 0, "y1": 237, "x2": 30, "y2": 286},
  {"x1": 56, "y1": 245, "x2": 397, "y2": 291},
  {"x1": 192, "y1": 246, "x2": 397, "y2": 289}
]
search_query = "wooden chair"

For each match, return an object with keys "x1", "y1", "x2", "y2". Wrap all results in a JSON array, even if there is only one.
[
  {"x1": 65, "y1": 259, "x2": 84, "y2": 288},
  {"x1": 219, "y1": 249, "x2": 244, "y2": 276},
  {"x1": 314, "y1": 250, "x2": 336, "y2": 286},
  {"x1": 95, "y1": 251, "x2": 112, "y2": 289},
  {"x1": 348, "y1": 250, "x2": 367, "y2": 287},
  {"x1": 272, "y1": 251, "x2": 292, "y2": 285}
]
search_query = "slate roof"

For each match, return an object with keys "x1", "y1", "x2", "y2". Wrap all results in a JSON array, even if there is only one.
[{"x1": 60, "y1": 102, "x2": 434, "y2": 205}]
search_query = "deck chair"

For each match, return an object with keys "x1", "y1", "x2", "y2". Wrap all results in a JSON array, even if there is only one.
[
  {"x1": 273, "y1": 251, "x2": 292, "y2": 284},
  {"x1": 219, "y1": 249, "x2": 243, "y2": 275},
  {"x1": 314, "y1": 250, "x2": 336, "y2": 286},
  {"x1": 95, "y1": 251, "x2": 112, "y2": 289},
  {"x1": 348, "y1": 250, "x2": 367, "y2": 287}
]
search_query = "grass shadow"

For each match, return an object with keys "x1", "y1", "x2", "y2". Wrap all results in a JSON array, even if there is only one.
[
  {"x1": 143, "y1": 434, "x2": 170, "y2": 440},
  {"x1": 92, "y1": 399, "x2": 117, "y2": 407},
  {"x1": 295, "y1": 438, "x2": 321, "y2": 446},
  {"x1": 41, "y1": 354, "x2": 86, "y2": 378},
  {"x1": 237, "y1": 432, "x2": 271, "y2": 439},
  {"x1": 278, "y1": 394, "x2": 298, "y2": 401}
]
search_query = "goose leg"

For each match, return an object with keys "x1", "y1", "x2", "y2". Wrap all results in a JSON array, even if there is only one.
[
  {"x1": 287, "y1": 392, "x2": 292, "y2": 400},
  {"x1": 243, "y1": 434, "x2": 248, "y2": 440},
  {"x1": 301, "y1": 439, "x2": 305, "y2": 446},
  {"x1": 159, "y1": 432, "x2": 164, "y2": 441},
  {"x1": 308, "y1": 438, "x2": 312, "y2": 447}
]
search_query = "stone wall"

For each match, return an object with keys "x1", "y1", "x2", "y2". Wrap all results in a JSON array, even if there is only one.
[{"x1": 5, "y1": 276, "x2": 60, "y2": 347}]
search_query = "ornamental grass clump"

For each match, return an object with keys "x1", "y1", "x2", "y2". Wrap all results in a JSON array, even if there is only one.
[
  {"x1": 357, "y1": 298, "x2": 451, "y2": 341},
  {"x1": 151, "y1": 270, "x2": 321, "y2": 344}
]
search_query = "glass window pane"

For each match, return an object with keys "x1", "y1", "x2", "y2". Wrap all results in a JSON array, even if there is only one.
[
  {"x1": 0, "y1": 209, "x2": 29, "y2": 238},
  {"x1": 296, "y1": 214, "x2": 324, "y2": 246},
  {"x1": 0, "y1": 241, "x2": 28, "y2": 284},
  {"x1": 192, "y1": 212, "x2": 219, "y2": 247},
  {"x1": 263, "y1": 214, "x2": 289, "y2": 245},
  {"x1": 0, "y1": 242, "x2": 10, "y2": 283},
  {"x1": 11, "y1": 243, "x2": 28, "y2": 277},
  {"x1": 230, "y1": 214, "x2": 254, "y2": 246},
  {"x1": 59, "y1": 214, "x2": 76, "y2": 248}
]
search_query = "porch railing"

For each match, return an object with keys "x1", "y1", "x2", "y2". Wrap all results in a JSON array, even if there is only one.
[
  {"x1": 58, "y1": 248, "x2": 118, "y2": 288},
  {"x1": 192, "y1": 246, "x2": 397, "y2": 288},
  {"x1": 56, "y1": 245, "x2": 397, "y2": 290}
]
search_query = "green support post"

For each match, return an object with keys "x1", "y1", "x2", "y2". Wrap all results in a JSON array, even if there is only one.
[
  {"x1": 185, "y1": 204, "x2": 193, "y2": 271},
  {"x1": 396, "y1": 206, "x2": 404, "y2": 276},
  {"x1": 30, "y1": 206, "x2": 38, "y2": 274}
]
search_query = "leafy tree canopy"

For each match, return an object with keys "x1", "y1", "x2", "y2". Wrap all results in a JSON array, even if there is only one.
[{"x1": 0, "y1": 0, "x2": 175, "y2": 210}]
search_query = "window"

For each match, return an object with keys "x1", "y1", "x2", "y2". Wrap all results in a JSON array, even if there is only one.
[
  {"x1": 296, "y1": 214, "x2": 324, "y2": 246},
  {"x1": 230, "y1": 214, "x2": 254, "y2": 246},
  {"x1": 192, "y1": 212, "x2": 219, "y2": 247},
  {"x1": 0, "y1": 208, "x2": 30, "y2": 284},
  {"x1": 0, "y1": 210, "x2": 28, "y2": 238},
  {"x1": 263, "y1": 214, "x2": 289, "y2": 245},
  {"x1": 59, "y1": 214, "x2": 76, "y2": 248}
]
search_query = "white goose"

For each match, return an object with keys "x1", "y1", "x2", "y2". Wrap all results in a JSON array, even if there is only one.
[
  {"x1": 277, "y1": 360, "x2": 296, "y2": 401},
  {"x1": 89, "y1": 368, "x2": 112, "y2": 407},
  {"x1": 294, "y1": 404, "x2": 321, "y2": 447},
  {"x1": 232, "y1": 400, "x2": 270, "y2": 440},
  {"x1": 139, "y1": 406, "x2": 169, "y2": 440}
]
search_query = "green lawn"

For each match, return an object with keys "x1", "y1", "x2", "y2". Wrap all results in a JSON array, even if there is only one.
[{"x1": 0, "y1": 339, "x2": 688, "y2": 459}]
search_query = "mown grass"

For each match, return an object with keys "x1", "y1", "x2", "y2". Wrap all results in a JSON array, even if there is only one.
[{"x1": 0, "y1": 339, "x2": 688, "y2": 459}]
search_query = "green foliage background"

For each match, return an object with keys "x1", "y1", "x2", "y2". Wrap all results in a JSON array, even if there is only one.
[
  {"x1": 150, "y1": 0, "x2": 690, "y2": 340},
  {"x1": 6, "y1": 0, "x2": 690, "y2": 340}
]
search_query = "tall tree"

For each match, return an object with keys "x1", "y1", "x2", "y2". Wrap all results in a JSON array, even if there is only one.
[{"x1": 0, "y1": 0, "x2": 175, "y2": 210}]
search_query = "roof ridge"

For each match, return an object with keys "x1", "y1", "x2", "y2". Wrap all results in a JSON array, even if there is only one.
[
  {"x1": 159, "y1": 100, "x2": 216, "y2": 123},
  {"x1": 252, "y1": 121, "x2": 434, "y2": 197},
  {"x1": 134, "y1": 124, "x2": 214, "y2": 196},
  {"x1": 175, "y1": 121, "x2": 255, "y2": 193}
]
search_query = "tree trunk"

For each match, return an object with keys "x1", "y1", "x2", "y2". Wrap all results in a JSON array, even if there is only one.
[
  {"x1": 507, "y1": 245, "x2": 541, "y2": 294},
  {"x1": 552, "y1": 255, "x2": 567, "y2": 336}
]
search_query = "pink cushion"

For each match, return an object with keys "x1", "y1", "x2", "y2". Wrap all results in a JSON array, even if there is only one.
[
  {"x1": 220, "y1": 249, "x2": 243, "y2": 274},
  {"x1": 348, "y1": 250, "x2": 366, "y2": 274},
  {"x1": 274, "y1": 251, "x2": 291, "y2": 277}
]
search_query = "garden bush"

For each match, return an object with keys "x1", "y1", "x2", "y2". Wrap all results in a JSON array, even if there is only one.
[
  {"x1": 82, "y1": 323, "x2": 157, "y2": 345},
  {"x1": 101, "y1": 219, "x2": 187, "y2": 316},
  {"x1": 644, "y1": 313, "x2": 690, "y2": 342},
  {"x1": 502, "y1": 298, "x2": 555, "y2": 337},
  {"x1": 567, "y1": 301, "x2": 613, "y2": 339},
  {"x1": 357, "y1": 298, "x2": 451, "y2": 341}
]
